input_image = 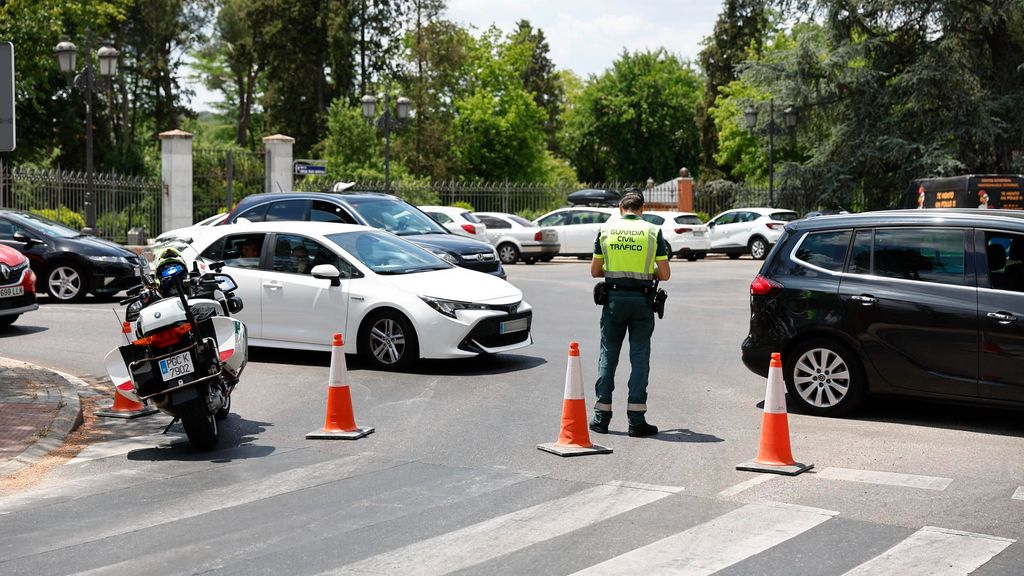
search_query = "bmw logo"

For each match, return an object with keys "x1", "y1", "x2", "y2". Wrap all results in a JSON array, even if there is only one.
[{"x1": 154, "y1": 311, "x2": 162, "y2": 319}]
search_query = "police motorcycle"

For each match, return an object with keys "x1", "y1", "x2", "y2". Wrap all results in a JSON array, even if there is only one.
[{"x1": 104, "y1": 248, "x2": 247, "y2": 450}]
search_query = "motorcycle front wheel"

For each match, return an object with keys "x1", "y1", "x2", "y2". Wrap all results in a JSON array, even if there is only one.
[{"x1": 180, "y1": 398, "x2": 219, "y2": 451}]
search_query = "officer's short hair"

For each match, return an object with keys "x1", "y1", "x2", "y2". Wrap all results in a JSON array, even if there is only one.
[{"x1": 619, "y1": 192, "x2": 644, "y2": 211}]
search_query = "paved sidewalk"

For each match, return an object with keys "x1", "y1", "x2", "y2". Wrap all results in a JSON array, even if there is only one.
[{"x1": 0, "y1": 358, "x2": 83, "y2": 478}]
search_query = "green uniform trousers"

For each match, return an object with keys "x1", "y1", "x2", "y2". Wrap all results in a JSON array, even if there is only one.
[{"x1": 595, "y1": 290, "x2": 655, "y2": 425}]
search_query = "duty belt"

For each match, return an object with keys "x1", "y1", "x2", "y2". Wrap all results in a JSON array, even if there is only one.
[{"x1": 608, "y1": 284, "x2": 654, "y2": 294}]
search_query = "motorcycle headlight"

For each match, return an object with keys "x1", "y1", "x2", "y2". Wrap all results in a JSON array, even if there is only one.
[
  {"x1": 430, "y1": 250, "x2": 459, "y2": 266},
  {"x1": 91, "y1": 255, "x2": 129, "y2": 264},
  {"x1": 420, "y1": 296, "x2": 491, "y2": 319}
]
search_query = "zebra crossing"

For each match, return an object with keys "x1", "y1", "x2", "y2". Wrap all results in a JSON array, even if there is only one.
[{"x1": 0, "y1": 445, "x2": 1019, "y2": 576}]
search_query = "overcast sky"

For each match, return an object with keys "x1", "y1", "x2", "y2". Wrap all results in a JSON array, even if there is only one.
[{"x1": 186, "y1": 1, "x2": 724, "y2": 112}]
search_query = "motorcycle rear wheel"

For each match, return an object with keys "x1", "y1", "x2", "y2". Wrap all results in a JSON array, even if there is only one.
[{"x1": 180, "y1": 398, "x2": 219, "y2": 450}]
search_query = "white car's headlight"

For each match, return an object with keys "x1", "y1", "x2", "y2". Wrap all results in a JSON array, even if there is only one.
[
  {"x1": 420, "y1": 296, "x2": 491, "y2": 319},
  {"x1": 90, "y1": 255, "x2": 129, "y2": 264}
]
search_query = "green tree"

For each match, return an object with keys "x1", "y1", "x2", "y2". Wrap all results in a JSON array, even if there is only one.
[
  {"x1": 697, "y1": 0, "x2": 771, "y2": 179},
  {"x1": 511, "y1": 19, "x2": 564, "y2": 153},
  {"x1": 560, "y1": 49, "x2": 704, "y2": 182},
  {"x1": 448, "y1": 27, "x2": 548, "y2": 181}
]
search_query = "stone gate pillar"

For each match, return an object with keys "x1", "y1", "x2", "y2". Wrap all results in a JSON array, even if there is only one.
[
  {"x1": 263, "y1": 134, "x2": 294, "y2": 193},
  {"x1": 159, "y1": 129, "x2": 193, "y2": 233},
  {"x1": 677, "y1": 167, "x2": 694, "y2": 213}
]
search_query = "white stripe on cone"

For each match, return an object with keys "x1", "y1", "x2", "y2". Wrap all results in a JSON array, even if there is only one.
[
  {"x1": 329, "y1": 336, "x2": 348, "y2": 389},
  {"x1": 763, "y1": 358, "x2": 787, "y2": 415},
  {"x1": 564, "y1": 344, "x2": 584, "y2": 400}
]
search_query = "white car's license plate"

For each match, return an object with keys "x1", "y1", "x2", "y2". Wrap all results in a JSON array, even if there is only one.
[
  {"x1": 159, "y1": 351, "x2": 194, "y2": 382},
  {"x1": 0, "y1": 286, "x2": 24, "y2": 298},
  {"x1": 499, "y1": 318, "x2": 529, "y2": 334},
  {"x1": 692, "y1": 231, "x2": 704, "y2": 237}
]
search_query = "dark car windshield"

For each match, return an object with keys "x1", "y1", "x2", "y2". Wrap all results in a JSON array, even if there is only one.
[
  {"x1": 327, "y1": 230, "x2": 452, "y2": 275},
  {"x1": 345, "y1": 198, "x2": 449, "y2": 236},
  {"x1": 771, "y1": 211, "x2": 800, "y2": 222},
  {"x1": 5, "y1": 211, "x2": 83, "y2": 238}
]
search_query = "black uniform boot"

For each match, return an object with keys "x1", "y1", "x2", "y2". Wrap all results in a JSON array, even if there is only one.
[
  {"x1": 627, "y1": 411, "x2": 658, "y2": 437},
  {"x1": 589, "y1": 410, "x2": 612, "y2": 434}
]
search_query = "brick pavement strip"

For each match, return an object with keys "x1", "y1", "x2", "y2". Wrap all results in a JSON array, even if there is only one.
[{"x1": 0, "y1": 357, "x2": 84, "y2": 478}]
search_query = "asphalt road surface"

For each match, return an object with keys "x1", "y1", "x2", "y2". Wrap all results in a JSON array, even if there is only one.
[{"x1": 1, "y1": 256, "x2": 1023, "y2": 575}]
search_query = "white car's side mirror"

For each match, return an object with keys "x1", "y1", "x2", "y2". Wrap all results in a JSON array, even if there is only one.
[{"x1": 312, "y1": 264, "x2": 342, "y2": 286}]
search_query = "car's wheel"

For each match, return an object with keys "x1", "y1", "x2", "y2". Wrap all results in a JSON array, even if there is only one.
[
  {"x1": 179, "y1": 398, "x2": 219, "y2": 450},
  {"x1": 0, "y1": 315, "x2": 18, "y2": 327},
  {"x1": 785, "y1": 338, "x2": 867, "y2": 417},
  {"x1": 727, "y1": 252, "x2": 741, "y2": 260},
  {"x1": 749, "y1": 236, "x2": 769, "y2": 260},
  {"x1": 524, "y1": 258, "x2": 537, "y2": 265},
  {"x1": 685, "y1": 253, "x2": 699, "y2": 262},
  {"x1": 497, "y1": 242, "x2": 520, "y2": 265},
  {"x1": 360, "y1": 309, "x2": 419, "y2": 371},
  {"x1": 46, "y1": 263, "x2": 88, "y2": 303}
]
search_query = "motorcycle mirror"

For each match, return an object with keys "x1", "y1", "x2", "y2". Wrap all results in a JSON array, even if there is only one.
[{"x1": 214, "y1": 274, "x2": 238, "y2": 293}]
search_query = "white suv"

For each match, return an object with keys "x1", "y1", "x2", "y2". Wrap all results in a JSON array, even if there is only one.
[
  {"x1": 707, "y1": 208, "x2": 799, "y2": 260},
  {"x1": 533, "y1": 207, "x2": 619, "y2": 257},
  {"x1": 419, "y1": 206, "x2": 490, "y2": 242}
]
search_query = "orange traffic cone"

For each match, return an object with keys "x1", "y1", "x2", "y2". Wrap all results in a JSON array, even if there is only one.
[
  {"x1": 306, "y1": 333, "x2": 374, "y2": 440},
  {"x1": 537, "y1": 342, "x2": 612, "y2": 457},
  {"x1": 736, "y1": 352, "x2": 813, "y2": 475},
  {"x1": 97, "y1": 321, "x2": 159, "y2": 419}
]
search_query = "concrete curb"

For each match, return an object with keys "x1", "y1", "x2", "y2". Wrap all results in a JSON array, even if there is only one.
[{"x1": 0, "y1": 357, "x2": 84, "y2": 479}]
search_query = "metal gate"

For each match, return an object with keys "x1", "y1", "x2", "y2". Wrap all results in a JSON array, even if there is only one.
[{"x1": 193, "y1": 147, "x2": 264, "y2": 221}]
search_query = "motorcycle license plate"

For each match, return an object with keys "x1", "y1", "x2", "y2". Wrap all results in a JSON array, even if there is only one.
[
  {"x1": 499, "y1": 318, "x2": 528, "y2": 334},
  {"x1": 159, "y1": 351, "x2": 195, "y2": 381},
  {"x1": 0, "y1": 286, "x2": 24, "y2": 298}
]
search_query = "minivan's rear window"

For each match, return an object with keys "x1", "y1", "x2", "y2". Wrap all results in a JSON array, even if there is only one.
[{"x1": 795, "y1": 230, "x2": 851, "y2": 272}]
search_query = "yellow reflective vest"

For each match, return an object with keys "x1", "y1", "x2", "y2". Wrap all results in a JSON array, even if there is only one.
[{"x1": 596, "y1": 216, "x2": 663, "y2": 281}]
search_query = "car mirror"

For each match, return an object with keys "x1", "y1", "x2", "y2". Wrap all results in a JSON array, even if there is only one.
[
  {"x1": 707, "y1": 221, "x2": 716, "y2": 227},
  {"x1": 213, "y1": 274, "x2": 237, "y2": 292},
  {"x1": 312, "y1": 264, "x2": 341, "y2": 286},
  {"x1": 12, "y1": 231, "x2": 40, "y2": 246}
]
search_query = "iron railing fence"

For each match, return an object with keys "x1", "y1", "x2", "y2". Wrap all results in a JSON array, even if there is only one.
[
  {"x1": 0, "y1": 162, "x2": 162, "y2": 244},
  {"x1": 296, "y1": 179, "x2": 656, "y2": 220},
  {"x1": 193, "y1": 147, "x2": 264, "y2": 221}
]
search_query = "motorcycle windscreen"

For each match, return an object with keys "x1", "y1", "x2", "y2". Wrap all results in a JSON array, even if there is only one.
[
  {"x1": 104, "y1": 346, "x2": 142, "y2": 403},
  {"x1": 210, "y1": 316, "x2": 248, "y2": 377}
]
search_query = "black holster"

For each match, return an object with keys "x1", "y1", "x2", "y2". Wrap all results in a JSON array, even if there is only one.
[
  {"x1": 649, "y1": 282, "x2": 668, "y2": 319},
  {"x1": 593, "y1": 281, "x2": 609, "y2": 305}
]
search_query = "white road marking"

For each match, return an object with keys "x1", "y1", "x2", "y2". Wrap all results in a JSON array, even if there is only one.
[
  {"x1": 606, "y1": 480, "x2": 685, "y2": 493},
  {"x1": 66, "y1": 433, "x2": 188, "y2": 464},
  {"x1": 325, "y1": 483, "x2": 672, "y2": 576},
  {"x1": 571, "y1": 502, "x2": 837, "y2": 575},
  {"x1": 716, "y1": 474, "x2": 778, "y2": 498},
  {"x1": 816, "y1": 467, "x2": 953, "y2": 491},
  {"x1": 841, "y1": 526, "x2": 1014, "y2": 576},
  {"x1": 1013, "y1": 486, "x2": 1024, "y2": 500}
]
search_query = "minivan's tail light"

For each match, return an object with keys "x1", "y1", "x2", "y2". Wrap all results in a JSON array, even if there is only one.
[
  {"x1": 534, "y1": 231, "x2": 543, "y2": 241},
  {"x1": 766, "y1": 222, "x2": 784, "y2": 230},
  {"x1": 674, "y1": 227, "x2": 693, "y2": 234},
  {"x1": 750, "y1": 274, "x2": 784, "y2": 296},
  {"x1": 461, "y1": 224, "x2": 477, "y2": 235}
]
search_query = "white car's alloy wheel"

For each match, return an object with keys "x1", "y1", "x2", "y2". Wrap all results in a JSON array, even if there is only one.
[{"x1": 369, "y1": 317, "x2": 407, "y2": 365}]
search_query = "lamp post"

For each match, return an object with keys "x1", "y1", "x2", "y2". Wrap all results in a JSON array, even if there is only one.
[
  {"x1": 360, "y1": 84, "x2": 411, "y2": 193},
  {"x1": 55, "y1": 32, "x2": 119, "y2": 234},
  {"x1": 744, "y1": 98, "x2": 797, "y2": 208}
]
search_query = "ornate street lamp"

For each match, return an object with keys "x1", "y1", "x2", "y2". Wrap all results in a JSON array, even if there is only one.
[
  {"x1": 743, "y1": 98, "x2": 797, "y2": 208},
  {"x1": 361, "y1": 86, "x2": 412, "y2": 193},
  {"x1": 54, "y1": 33, "x2": 119, "y2": 234}
]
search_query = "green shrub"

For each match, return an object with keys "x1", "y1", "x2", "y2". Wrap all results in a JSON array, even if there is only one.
[
  {"x1": 33, "y1": 207, "x2": 85, "y2": 231},
  {"x1": 450, "y1": 200, "x2": 475, "y2": 212},
  {"x1": 516, "y1": 208, "x2": 546, "y2": 222}
]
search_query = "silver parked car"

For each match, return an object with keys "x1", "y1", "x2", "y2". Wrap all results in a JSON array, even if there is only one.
[{"x1": 474, "y1": 212, "x2": 561, "y2": 264}]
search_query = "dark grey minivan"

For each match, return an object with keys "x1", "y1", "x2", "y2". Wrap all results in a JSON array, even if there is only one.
[{"x1": 742, "y1": 209, "x2": 1024, "y2": 416}]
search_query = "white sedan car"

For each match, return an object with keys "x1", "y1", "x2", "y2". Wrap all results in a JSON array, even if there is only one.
[
  {"x1": 179, "y1": 221, "x2": 533, "y2": 369},
  {"x1": 706, "y1": 207, "x2": 800, "y2": 260},
  {"x1": 474, "y1": 212, "x2": 560, "y2": 264},
  {"x1": 641, "y1": 211, "x2": 711, "y2": 261},
  {"x1": 419, "y1": 205, "x2": 490, "y2": 242},
  {"x1": 533, "y1": 207, "x2": 619, "y2": 256}
]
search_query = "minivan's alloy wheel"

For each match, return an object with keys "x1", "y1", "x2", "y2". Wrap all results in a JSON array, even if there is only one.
[
  {"x1": 361, "y1": 310, "x2": 419, "y2": 370},
  {"x1": 47, "y1": 264, "x2": 87, "y2": 302},
  {"x1": 785, "y1": 338, "x2": 866, "y2": 416},
  {"x1": 749, "y1": 237, "x2": 769, "y2": 260},
  {"x1": 497, "y1": 242, "x2": 520, "y2": 264}
]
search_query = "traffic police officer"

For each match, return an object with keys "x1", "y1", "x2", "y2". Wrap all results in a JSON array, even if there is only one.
[{"x1": 589, "y1": 192, "x2": 671, "y2": 437}]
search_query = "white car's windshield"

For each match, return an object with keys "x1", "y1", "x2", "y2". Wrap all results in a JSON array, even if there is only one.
[{"x1": 328, "y1": 230, "x2": 452, "y2": 275}]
